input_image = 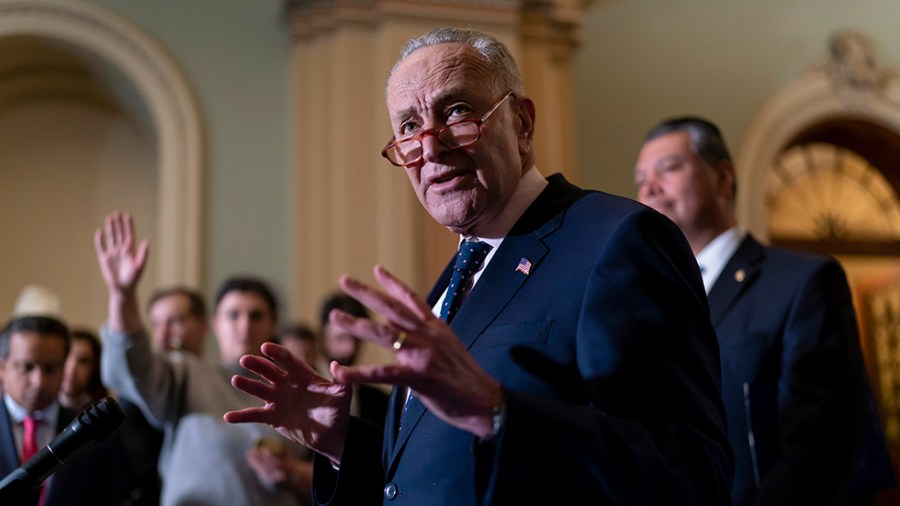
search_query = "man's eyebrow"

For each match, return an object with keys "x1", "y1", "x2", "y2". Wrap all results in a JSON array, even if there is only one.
[
  {"x1": 655, "y1": 155, "x2": 684, "y2": 167},
  {"x1": 390, "y1": 89, "x2": 471, "y2": 122}
]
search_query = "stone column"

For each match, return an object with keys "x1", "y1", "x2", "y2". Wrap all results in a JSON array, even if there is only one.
[{"x1": 284, "y1": 0, "x2": 591, "y2": 322}]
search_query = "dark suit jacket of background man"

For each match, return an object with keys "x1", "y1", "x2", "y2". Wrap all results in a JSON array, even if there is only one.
[
  {"x1": 0, "y1": 400, "x2": 133, "y2": 505},
  {"x1": 312, "y1": 174, "x2": 734, "y2": 505},
  {"x1": 712, "y1": 234, "x2": 894, "y2": 506}
]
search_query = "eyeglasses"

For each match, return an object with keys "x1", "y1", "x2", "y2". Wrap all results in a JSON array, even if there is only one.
[{"x1": 381, "y1": 91, "x2": 515, "y2": 167}]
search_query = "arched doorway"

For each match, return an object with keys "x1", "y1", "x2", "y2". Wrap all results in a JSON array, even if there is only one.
[
  {"x1": 737, "y1": 30, "x2": 900, "y2": 500},
  {"x1": 0, "y1": 0, "x2": 203, "y2": 327}
]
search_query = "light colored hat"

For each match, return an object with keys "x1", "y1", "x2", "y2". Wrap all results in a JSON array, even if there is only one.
[{"x1": 12, "y1": 284, "x2": 62, "y2": 318}]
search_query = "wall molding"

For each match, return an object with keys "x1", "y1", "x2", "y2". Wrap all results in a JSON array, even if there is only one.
[
  {"x1": 736, "y1": 30, "x2": 900, "y2": 239},
  {"x1": 0, "y1": 0, "x2": 204, "y2": 286}
]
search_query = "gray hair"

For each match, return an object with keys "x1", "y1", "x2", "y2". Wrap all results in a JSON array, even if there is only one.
[{"x1": 388, "y1": 27, "x2": 525, "y2": 96}]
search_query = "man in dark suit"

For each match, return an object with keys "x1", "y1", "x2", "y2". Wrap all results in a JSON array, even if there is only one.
[
  {"x1": 225, "y1": 27, "x2": 733, "y2": 505},
  {"x1": 0, "y1": 315, "x2": 131, "y2": 505},
  {"x1": 635, "y1": 116, "x2": 895, "y2": 505}
]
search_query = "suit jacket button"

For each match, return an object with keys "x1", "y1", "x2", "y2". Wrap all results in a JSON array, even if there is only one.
[{"x1": 384, "y1": 482, "x2": 398, "y2": 500}]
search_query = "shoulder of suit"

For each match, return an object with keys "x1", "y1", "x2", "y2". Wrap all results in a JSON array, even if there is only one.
[{"x1": 761, "y1": 242, "x2": 838, "y2": 267}]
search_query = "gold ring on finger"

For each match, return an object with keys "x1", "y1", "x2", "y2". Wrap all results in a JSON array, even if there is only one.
[{"x1": 393, "y1": 330, "x2": 408, "y2": 351}]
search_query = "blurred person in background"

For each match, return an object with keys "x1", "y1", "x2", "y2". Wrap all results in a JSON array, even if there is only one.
[
  {"x1": 95, "y1": 211, "x2": 313, "y2": 506},
  {"x1": 58, "y1": 328, "x2": 107, "y2": 410},
  {"x1": 148, "y1": 286, "x2": 208, "y2": 356}
]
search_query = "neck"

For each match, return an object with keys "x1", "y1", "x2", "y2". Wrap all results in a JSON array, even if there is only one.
[
  {"x1": 687, "y1": 222, "x2": 736, "y2": 256},
  {"x1": 460, "y1": 166, "x2": 546, "y2": 239}
]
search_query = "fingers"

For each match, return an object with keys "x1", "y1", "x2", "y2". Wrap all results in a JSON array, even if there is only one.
[
  {"x1": 231, "y1": 373, "x2": 275, "y2": 400},
  {"x1": 108, "y1": 211, "x2": 125, "y2": 246},
  {"x1": 93, "y1": 229, "x2": 105, "y2": 256},
  {"x1": 339, "y1": 275, "x2": 422, "y2": 331},
  {"x1": 239, "y1": 353, "x2": 287, "y2": 382},
  {"x1": 373, "y1": 265, "x2": 435, "y2": 322},
  {"x1": 260, "y1": 342, "x2": 315, "y2": 374},
  {"x1": 123, "y1": 213, "x2": 136, "y2": 248},
  {"x1": 332, "y1": 362, "x2": 411, "y2": 386},
  {"x1": 98, "y1": 211, "x2": 136, "y2": 248},
  {"x1": 224, "y1": 406, "x2": 271, "y2": 425},
  {"x1": 329, "y1": 309, "x2": 402, "y2": 350},
  {"x1": 135, "y1": 239, "x2": 150, "y2": 271}
]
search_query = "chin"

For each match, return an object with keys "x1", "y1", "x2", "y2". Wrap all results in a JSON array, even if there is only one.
[{"x1": 433, "y1": 207, "x2": 482, "y2": 232}]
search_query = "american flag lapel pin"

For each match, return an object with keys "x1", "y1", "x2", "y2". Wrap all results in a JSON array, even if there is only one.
[{"x1": 515, "y1": 258, "x2": 532, "y2": 275}]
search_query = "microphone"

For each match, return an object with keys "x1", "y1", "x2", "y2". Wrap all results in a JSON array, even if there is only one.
[{"x1": 0, "y1": 396, "x2": 126, "y2": 502}]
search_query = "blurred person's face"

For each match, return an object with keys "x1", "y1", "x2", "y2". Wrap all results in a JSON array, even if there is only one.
[
  {"x1": 61, "y1": 338, "x2": 95, "y2": 398},
  {"x1": 213, "y1": 291, "x2": 275, "y2": 364},
  {"x1": 634, "y1": 131, "x2": 725, "y2": 236},
  {"x1": 280, "y1": 335, "x2": 317, "y2": 368},
  {"x1": 323, "y1": 324, "x2": 359, "y2": 367},
  {"x1": 0, "y1": 331, "x2": 66, "y2": 412},
  {"x1": 150, "y1": 293, "x2": 207, "y2": 355},
  {"x1": 385, "y1": 42, "x2": 531, "y2": 237}
]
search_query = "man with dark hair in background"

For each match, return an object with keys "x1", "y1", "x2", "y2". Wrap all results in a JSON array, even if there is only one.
[
  {"x1": 95, "y1": 211, "x2": 313, "y2": 506},
  {"x1": 0, "y1": 315, "x2": 131, "y2": 505},
  {"x1": 635, "y1": 116, "x2": 894, "y2": 505},
  {"x1": 148, "y1": 286, "x2": 208, "y2": 356}
]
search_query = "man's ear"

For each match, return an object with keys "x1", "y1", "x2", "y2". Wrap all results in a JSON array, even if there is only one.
[
  {"x1": 716, "y1": 160, "x2": 736, "y2": 188},
  {"x1": 514, "y1": 97, "x2": 536, "y2": 156},
  {"x1": 717, "y1": 160, "x2": 736, "y2": 198},
  {"x1": 515, "y1": 96, "x2": 536, "y2": 139}
]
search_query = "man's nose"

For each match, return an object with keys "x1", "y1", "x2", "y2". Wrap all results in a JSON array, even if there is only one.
[
  {"x1": 637, "y1": 174, "x2": 660, "y2": 199},
  {"x1": 30, "y1": 368, "x2": 49, "y2": 388},
  {"x1": 420, "y1": 131, "x2": 450, "y2": 163},
  {"x1": 237, "y1": 315, "x2": 251, "y2": 335},
  {"x1": 153, "y1": 325, "x2": 170, "y2": 348}
]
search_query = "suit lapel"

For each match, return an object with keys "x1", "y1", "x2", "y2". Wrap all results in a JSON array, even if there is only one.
[
  {"x1": 386, "y1": 234, "x2": 555, "y2": 469},
  {"x1": 708, "y1": 234, "x2": 764, "y2": 324},
  {"x1": 385, "y1": 174, "x2": 579, "y2": 471},
  {"x1": 0, "y1": 402, "x2": 20, "y2": 475},
  {"x1": 450, "y1": 234, "x2": 549, "y2": 350}
]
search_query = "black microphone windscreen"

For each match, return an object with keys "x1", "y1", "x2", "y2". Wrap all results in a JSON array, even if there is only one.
[{"x1": 49, "y1": 396, "x2": 126, "y2": 464}]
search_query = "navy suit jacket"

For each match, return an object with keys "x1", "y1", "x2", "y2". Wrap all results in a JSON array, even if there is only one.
[
  {"x1": 0, "y1": 401, "x2": 133, "y2": 506},
  {"x1": 313, "y1": 174, "x2": 733, "y2": 505},
  {"x1": 711, "y1": 234, "x2": 894, "y2": 506}
]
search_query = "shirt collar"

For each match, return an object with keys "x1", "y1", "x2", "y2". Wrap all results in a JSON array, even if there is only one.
[
  {"x1": 460, "y1": 166, "x2": 546, "y2": 266},
  {"x1": 695, "y1": 226, "x2": 745, "y2": 293},
  {"x1": 430, "y1": 167, "x2": 546, "y2": 319},
  {"x1": 4, "y1": 393, "x2": 60, "y2": 426},
  {"x1": 462, "y1": 166, "x2": 547, "y2": 243}
]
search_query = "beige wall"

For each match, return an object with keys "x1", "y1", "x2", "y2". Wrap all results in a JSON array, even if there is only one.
[
  {"x1": 6, "y1": 0, "x2": 900, "y2": 330},
  {"x1": 0, "y1": 51, "x2": 158, "y2": 328},
  {"x1": 574, "y1": 0, "x2": 900, "y2": 198}
]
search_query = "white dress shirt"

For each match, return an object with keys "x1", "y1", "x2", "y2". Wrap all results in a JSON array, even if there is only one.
[
  {"x1": 431, "y1": 167, "x2": 547, "y2": 317},
  {"x1": 4, "y1": 393, "x2": 60, "y2": 457},
  {"x1": 695, "y1": 226, "x2": 745, "y2": 294}
]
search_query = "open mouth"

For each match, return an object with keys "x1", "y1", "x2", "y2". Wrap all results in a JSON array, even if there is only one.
[
  {"x1": 434, "y1": 173, "x2": 459, "y2": 184},
  {"x1": 428, "y1": 169, "x2": 470, "y2": 189}
]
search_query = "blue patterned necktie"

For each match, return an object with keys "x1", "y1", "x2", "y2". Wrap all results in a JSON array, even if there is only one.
[
  {"x1": 440, "y1": 240, "x2": 492, "y2": 322},
  {"x1": 399, "y1": 240, "x2": 492, "y2": 434}
]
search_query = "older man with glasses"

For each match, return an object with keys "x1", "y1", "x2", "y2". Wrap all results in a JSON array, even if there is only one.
[{"x1": 227, "y1": 27, "x2": 733, "y2": 505}]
